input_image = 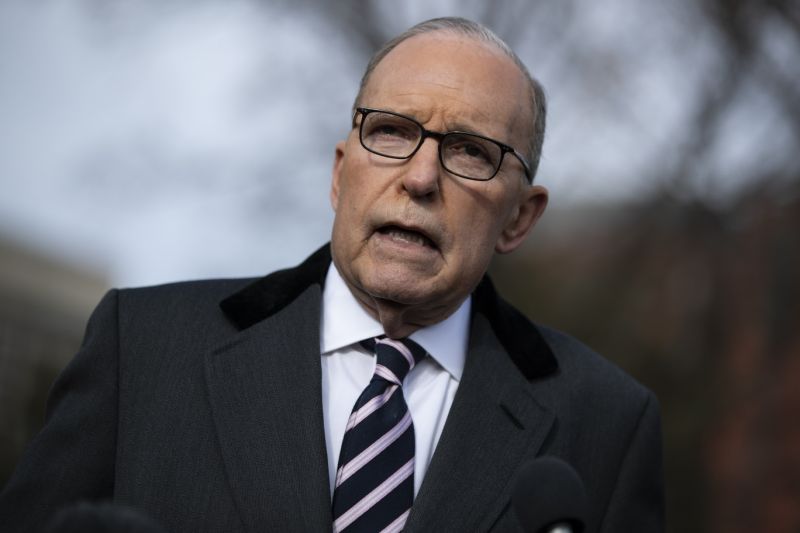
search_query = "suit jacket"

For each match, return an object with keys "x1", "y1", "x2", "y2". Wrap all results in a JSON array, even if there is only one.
[{"x1": 0, "y1": 244, "x2": 664, "y2": 532}]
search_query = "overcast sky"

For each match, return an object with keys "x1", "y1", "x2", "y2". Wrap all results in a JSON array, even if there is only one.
[{"x1": 0, "y1": 0, "x2": 792, "y2": 286}]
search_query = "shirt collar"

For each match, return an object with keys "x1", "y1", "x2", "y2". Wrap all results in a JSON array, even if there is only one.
[{"x1": 321, "y1": 264, "x2": 469, "y2": 381}]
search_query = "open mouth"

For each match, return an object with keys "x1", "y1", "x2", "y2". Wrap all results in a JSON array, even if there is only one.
[{"x1": 377, "y1": 225, "x2": 437, "y2": 250}]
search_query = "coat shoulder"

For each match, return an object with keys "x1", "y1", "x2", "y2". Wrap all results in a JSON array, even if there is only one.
[
  {"x1": 535, "y1": 323, "x2": 656, "y2": 408},
  {"x1": 118, "y1": 277, "x2": 257, "y2": 304},
  {"x1": 114, "y1": 278, "x2": 255, "y2": 323}
]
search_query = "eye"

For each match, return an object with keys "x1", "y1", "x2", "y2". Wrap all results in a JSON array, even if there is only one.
[
  {"x1": 374, "y1": 124, "x2": 404, "y2": 138},
  {"x1": 463, "y1": 143, "x2": 489, "y2": 161},
  {"x1": 446, "y1": 137, "x2": 494, "y2": 164},
  {"x1": 363, "y1": 115, "x2": 418, "y2": 142}
]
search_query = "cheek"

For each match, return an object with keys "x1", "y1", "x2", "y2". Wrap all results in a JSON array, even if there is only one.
[
  {"x1": 463, "y1": 195, "x2": 509, "y2": 238},
  {"x1": 449, "y1": 210, "x2": 499, "y2": 267},
  {"x1": 450, "y1": 190, "x2": 516, "y2": 256},
  {"x1": 336, "y1": 167, "x2": 379, "y2": 239},
  {"x1": 337, "y1": 164, "x2": 366, "y2": 212}
]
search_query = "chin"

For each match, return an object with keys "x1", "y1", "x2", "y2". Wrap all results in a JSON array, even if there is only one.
[{"x1": 360, "y1": 267, "x2": 440, "y2": 307}]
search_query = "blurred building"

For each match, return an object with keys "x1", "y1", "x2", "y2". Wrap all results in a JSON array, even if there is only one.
[{"x1": 0, "y1": 235, "x2": 108, "y2": 484}]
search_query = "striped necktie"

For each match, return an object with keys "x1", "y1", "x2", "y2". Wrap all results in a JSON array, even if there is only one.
[{"x1": 332, "y1": 336, "x2": 427, "y2": 533}]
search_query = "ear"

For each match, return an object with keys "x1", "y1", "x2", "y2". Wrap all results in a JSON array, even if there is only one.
[
  {"x1": 330, "y1": 140, "x2": 347, "y2": 211},
  {"x1": 495, "y1": 184, "x2": 548, "y2": 254}
]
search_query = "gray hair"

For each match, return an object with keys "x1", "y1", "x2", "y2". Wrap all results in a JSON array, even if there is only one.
[{"x1": 353, "y1": 17, "x2": 546, "y2": 180}]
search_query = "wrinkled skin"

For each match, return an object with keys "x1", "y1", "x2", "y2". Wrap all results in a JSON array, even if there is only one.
[{"x1": 330, "y1": 32, "x2": 548, "y2": 338}]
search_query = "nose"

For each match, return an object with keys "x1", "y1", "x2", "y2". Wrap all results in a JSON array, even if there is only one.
[{"x1": 401, "y1": 137, "x2": 441, "y2": 198}]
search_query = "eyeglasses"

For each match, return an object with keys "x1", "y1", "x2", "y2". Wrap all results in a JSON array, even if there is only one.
[{"x1": 353, "y1": 107, "x2": 532, "y2": 182}]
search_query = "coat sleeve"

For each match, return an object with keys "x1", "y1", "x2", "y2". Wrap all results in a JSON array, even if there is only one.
[
  {"x1": 598, "y1": 391, "x2": 665, "y2": 533},
  {"x1": 0, "y1": 290, "x2": 120, "y2": 533}
]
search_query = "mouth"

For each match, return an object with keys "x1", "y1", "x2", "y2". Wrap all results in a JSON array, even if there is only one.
[{"x1": 376, "y1": 224, "x2": 438, "y2": 250}]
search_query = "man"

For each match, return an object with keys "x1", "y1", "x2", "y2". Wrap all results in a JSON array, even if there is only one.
[{"x1": 0, "y1": 17, "x2": 664, "y2": 532}]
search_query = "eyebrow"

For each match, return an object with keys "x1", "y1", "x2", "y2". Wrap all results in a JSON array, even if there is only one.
[
  {"x1": 384, "y1": 107, "x2": 501, "y2": 140},
  {"x1": 445, "y1": 119, "x2": 518, "y2": 149},
  {"x1": 439, "y1": 114, "x2": 513, "y2": 145},
  {"x1": 445, "y1": 120, "x2": 483, "y2": 136}
]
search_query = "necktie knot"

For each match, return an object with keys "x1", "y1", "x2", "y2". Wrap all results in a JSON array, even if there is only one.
[{"x1": 360, "y1": 337, "x2": 427, "y2": 386}]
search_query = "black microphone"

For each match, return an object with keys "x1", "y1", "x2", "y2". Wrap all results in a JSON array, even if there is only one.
[{"x1": 511, "y1": 457, "x2": 588, "y2": 533}]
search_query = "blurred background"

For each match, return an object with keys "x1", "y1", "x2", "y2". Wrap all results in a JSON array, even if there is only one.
[{"x1": 1, "y1": 0, "x2": 798, "y2": 531}]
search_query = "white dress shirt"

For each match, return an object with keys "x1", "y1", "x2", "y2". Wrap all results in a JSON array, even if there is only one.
[{"x1": 320, "y1": 264, "x2": 470, "y2": 496}]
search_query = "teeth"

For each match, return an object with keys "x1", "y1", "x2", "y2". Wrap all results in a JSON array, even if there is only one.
[{"x1": 386, "y1": 228, "x2": 430, "y2": 247}]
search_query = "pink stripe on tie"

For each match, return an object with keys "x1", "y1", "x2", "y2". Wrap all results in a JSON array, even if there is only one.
[
  {"x1": 333, "y1": 459, "x2": 414, "y2": 532},
  {"x1": 374, "y1": 364, "x2": 400, "y2": 385},
  {"x1": 336, "y1": 411, "x2": 412, "y2": 486},
  {"x1": 379, "y1": 509, "x2": 411, "y2": 533},
  {"x1": 377, "y1": 338, "x2": 416, "y2": 369},
  {"x1": 343, "y1": 385, "x2": 399, "y2": 433}
]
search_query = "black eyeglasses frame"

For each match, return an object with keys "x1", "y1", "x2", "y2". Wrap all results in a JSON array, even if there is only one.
[{"x1": 353, "y1": 107, "x2": 532, "y2": 182}]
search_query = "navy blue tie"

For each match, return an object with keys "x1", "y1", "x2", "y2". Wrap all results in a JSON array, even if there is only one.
[{"x1": 331, "y1": 337, "x2": 427, "y2": 533}]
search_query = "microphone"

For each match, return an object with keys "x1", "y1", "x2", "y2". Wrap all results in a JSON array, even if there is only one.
[{"x1": 511, "y1": 456, "x2": 588, "y2": 533}]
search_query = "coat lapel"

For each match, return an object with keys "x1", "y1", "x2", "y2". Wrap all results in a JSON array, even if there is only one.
[
  {"x1": 404, "y1": 305, "x2": 556, "y2": 532},
  {"x1": 205, "y1": 245, "x2": 333, "y2": 532}
]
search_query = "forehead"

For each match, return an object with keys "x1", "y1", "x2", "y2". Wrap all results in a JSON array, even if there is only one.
[{"x1": 361, "y1": 32, "x2": 531, "y2": 144}]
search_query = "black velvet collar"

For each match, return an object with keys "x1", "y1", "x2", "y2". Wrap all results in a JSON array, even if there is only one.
[{"x1": 219, "y1": 243, "x2": 557, "y2": 380}]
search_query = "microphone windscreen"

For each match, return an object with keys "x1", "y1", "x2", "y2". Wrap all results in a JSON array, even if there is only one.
[{"x1": 511, "y1": 456, "x2": 588, "y2": 533}]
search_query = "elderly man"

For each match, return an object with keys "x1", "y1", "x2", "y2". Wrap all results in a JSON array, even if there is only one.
[{"x1": 0, "y1": 17, "x2": 664, "y2": 533}]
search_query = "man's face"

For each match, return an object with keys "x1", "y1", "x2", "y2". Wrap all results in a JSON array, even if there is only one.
[{"x1": 330, "y1": 32, "x2": 548, "y2": 334}]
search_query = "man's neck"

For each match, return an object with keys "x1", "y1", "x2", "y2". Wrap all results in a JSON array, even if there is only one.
[{"x1": 321, "y1": 264, "x2": 469, "y2": 381}]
